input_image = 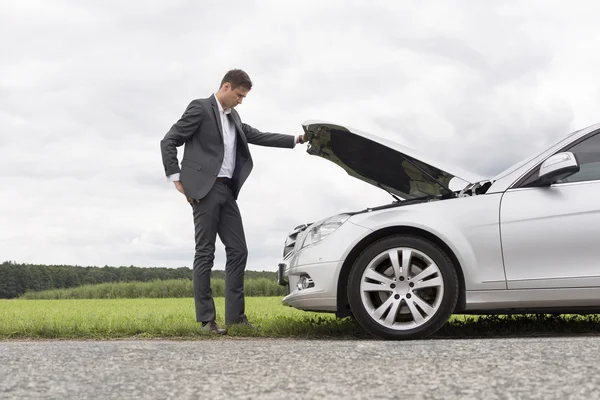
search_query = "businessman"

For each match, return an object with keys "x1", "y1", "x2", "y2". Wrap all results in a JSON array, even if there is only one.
[{"x1": 160, "y1": 69, "x2": 307, "y2": 334}]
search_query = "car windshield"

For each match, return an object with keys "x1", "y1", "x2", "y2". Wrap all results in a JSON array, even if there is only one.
[{"x1": 490, "y1": 128, "x2": 588, "y2": 182}]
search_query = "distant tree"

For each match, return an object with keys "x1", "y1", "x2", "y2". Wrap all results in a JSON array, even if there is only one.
[{"x1": 0, "y1": 261, "x2": 277, "y2": 298}]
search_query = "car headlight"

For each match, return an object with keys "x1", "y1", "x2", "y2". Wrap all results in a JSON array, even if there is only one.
[{"x1": 301, "y1": 214, "x2": 350, "y2": 248}]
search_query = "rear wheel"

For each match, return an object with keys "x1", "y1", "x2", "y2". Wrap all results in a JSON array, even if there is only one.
[{"x1": 347, "y1": 235, "x2": 459, "y2": 340}]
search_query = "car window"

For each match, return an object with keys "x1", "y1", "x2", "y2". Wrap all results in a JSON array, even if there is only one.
[
  {"x1": 520, "y1": 132, "x2": 600, "y2": 186},
  {"x1": 560, "y1": 133, "x2": 600, "y2": 183}
]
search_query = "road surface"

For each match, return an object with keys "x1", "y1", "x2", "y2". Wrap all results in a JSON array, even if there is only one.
[{"x1": 2, "y1": 337, "x2": 599, "y2": 399}]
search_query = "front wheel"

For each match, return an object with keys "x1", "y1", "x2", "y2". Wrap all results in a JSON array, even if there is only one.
[{"x1": 347, "y1": 235, "x2": 459, "y2": 340}]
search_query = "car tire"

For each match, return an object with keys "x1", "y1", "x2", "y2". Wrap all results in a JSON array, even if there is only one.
[{"x1": 347, "y1": 235, "x2": 459, "y2": 340}]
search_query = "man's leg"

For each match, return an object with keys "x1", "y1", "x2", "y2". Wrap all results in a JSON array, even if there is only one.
[
  {"x1": 192, "y1": 186, "x2": 222, "y2": 323},
  {"x1": 217, "y1": 183, "x2": 249, "y2": 325}
]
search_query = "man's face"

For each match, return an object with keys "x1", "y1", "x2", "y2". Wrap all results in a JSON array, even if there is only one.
[{"x1": 222, "y1": 83, "x2": 249, "y2": 109}]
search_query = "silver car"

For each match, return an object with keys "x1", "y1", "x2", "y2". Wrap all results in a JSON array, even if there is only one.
[{"x1": 277, "y1": 121, "x2": 600, "y2": 340}]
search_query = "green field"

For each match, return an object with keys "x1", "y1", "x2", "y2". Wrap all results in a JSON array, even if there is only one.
[
  {"x1": 3, "y1": 296, "x2": 600, "y2": 340},
  {"x1": 0, "y1": 297, "x2": 359, "y2": 339},
  {"x1": 19, "y1": 278, "x2": 286, "y2": 300}
]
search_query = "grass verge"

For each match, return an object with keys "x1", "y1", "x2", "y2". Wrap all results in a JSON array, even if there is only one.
[
  {"x1": 0, "y1": 297, "x2": 360, "y2": 339},
  {"x1": 2, "y1": 297, "x2": 600, "y2": 339}
]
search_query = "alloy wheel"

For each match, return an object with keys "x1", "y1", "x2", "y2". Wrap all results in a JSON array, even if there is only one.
[{"x1": 359, "y1": 247, "x2": 444, "y2": 330}]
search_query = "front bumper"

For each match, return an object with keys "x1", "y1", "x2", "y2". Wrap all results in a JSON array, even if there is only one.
[
  {"x1": 277, "y1": 220, "x2": 372, "y2": 313},
  {"x1": 281, "y1": 260, "x2": 342, "y2": 312}
]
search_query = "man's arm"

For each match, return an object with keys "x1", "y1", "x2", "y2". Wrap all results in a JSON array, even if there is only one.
[
  {"x1": 241, "y1": 123, "x2": 305, "y2": 149},
  {"x1": 160, "y1": 100, "x2": 203, "y2": 178}
]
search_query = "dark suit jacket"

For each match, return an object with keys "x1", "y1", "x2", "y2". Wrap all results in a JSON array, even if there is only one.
[{"x1": 160, "y1": 94, "x2": 296, "y2": 200}]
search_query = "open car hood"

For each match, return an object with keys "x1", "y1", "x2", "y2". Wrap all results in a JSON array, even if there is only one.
[{"x1": 302, "y1": 121, "x2": 485, "y2": 200}]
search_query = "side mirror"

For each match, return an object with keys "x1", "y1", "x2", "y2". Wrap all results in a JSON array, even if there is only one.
[{"x1": 529, "y1": 152, "x2": 579, "y2": 187}]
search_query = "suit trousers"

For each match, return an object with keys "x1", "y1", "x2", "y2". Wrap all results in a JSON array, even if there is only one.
[{"x1": 191, "y1": 180, "x2": 248, "y2": 324}]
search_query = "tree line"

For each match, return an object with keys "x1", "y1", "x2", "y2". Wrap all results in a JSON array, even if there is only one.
[
  {"x1": 0, "y1": 261, "x2": 279, "y2": 299},
  {"x1": 21, "y1": 278, "x2": 287, "y2": 299}
]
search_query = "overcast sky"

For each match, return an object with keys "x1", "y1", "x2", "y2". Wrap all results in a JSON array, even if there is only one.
[{"x1": 2, "y1": 0, "x2": 599, "y2": 271}]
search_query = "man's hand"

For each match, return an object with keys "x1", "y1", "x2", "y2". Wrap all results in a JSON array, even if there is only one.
[
  {"x1": 174, "y1": 181, "x2": 195, "y2": 204},
  {"x1": 174, "y1": 180, "x2": 185, "y2": 194},
  {"x1": 297, "y1": 133, "x2": 309, "y2": 144}
]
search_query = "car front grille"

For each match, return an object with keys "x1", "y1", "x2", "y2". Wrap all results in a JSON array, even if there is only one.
[{"x1": 282, "y1": 223, "x2": 311, "y2": 258}]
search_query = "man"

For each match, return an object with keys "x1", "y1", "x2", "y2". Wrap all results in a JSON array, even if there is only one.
[{"x1": 160, "y1": 69, "x2": 307, "y2": 334}]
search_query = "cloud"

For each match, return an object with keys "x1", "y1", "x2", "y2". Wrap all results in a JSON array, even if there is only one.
[{"x1": 1, "y1": 0, "x2": 600, "y2": 271}]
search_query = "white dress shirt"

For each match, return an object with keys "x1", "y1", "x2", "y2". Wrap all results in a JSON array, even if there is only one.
[
  {"x1": 215, "y1": 94, "x2": 236, "y2": 178},
  {"x1": 167, "y1": 94, "x2": 236, "y2": 182}
]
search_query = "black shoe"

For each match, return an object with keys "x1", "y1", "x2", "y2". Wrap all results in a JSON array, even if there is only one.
[
  {"x1": 201, "y1": 321, "x2": 226, "y2": 334},
  {"x1": 226, "y1": 318, "x2": 256, "y2": 330}
]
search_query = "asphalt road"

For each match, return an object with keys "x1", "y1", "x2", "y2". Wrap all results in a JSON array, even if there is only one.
[{"x1": 2, "y1": 337, "x2": 600, "y2": 399}]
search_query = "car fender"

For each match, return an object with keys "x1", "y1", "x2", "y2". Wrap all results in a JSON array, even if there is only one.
[{"x1": 346, "y1": 195, "x2": 506, "y2": 291}]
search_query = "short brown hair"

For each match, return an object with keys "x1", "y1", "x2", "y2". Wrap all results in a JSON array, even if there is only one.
[{"x1": 220, "y1": 69, "x2": 252, "y2": 90}]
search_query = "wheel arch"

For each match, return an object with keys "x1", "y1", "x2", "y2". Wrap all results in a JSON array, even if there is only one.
[{"x1": 335, "y1": 226, "x2": 467, "y2": 318}]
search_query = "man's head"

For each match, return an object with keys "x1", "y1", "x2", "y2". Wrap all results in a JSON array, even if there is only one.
[{"x1": 216, "y1": 69, "x2": 252, "y2": 109}]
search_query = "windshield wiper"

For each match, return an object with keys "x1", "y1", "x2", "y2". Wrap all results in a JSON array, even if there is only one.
[{"x1": 376, "y1": 183, "x2": 401, "y2": 202}]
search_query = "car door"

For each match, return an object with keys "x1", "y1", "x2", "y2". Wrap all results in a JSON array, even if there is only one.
[{"x1": 500, "y1": 132, "x2": 600, "y2": 289}]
